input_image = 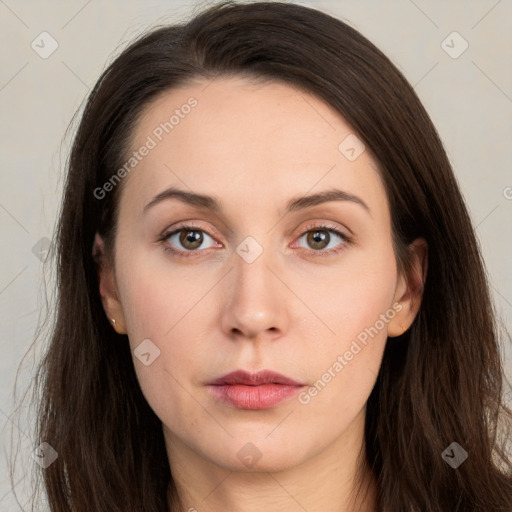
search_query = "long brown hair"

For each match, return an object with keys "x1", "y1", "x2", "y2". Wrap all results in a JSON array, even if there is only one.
[{"x1": 24, "y1": 1, "x2": 512, "y2": 510}]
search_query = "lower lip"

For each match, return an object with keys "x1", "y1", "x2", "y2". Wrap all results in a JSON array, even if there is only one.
[{"x1": 207, "y1": 384, "x2": 304, "y2": 410}]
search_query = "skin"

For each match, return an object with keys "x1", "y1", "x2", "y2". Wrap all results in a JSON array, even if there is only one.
[{"x1": 93, "y1": 76, "x2": 427, "y2": 512}]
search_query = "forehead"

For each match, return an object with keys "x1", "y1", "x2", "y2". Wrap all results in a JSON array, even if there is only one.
[{"x1": 119, "y1": 76, "x2": 386, "y2": 219}]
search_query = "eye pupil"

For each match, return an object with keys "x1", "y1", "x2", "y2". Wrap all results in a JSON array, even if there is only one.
[
  {"x1": 307, "y1": 230, "x2": 329, "y2": 250},
  {"x1": 180, "y1": 230, "x2": 203, "y2": 249}
]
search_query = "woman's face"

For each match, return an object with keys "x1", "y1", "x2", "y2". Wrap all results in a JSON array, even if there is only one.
[{"x1": 96, "y1": 76, "x2": 422, "y2": 473}]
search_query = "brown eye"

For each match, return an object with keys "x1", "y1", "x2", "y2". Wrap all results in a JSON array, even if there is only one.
[
  {"x1": 295, "y1": 224, "x2": 349, "y2": 255},
  {"x1": 164, "y1": 226, "x2": 217, "y2": 253},
  {"x1": 179, "y1": 229, "x2": 203, "y2": 250},
  {"x1": 306, "y1": 230, "x2": 330, "y2": 250}
]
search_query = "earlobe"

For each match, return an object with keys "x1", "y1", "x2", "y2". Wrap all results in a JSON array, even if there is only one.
[
  {"x1": 109, "y1": 317, "x2": 125, "y2": 335},
  {"x1": 388, "y1": 238, "x2": 428, "y2": 338},
  {"x1": 92, "y1": 233, "x2": 127, "y2": 334}
]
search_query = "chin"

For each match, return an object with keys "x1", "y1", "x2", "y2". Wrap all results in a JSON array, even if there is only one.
[{"x1": 200, "y1": 438, "x2": 310, "y2": 473}]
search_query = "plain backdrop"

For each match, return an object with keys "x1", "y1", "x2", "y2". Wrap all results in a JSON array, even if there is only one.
[{"x1": 1, "y1": 0, "x2": 511, "y2": 509}]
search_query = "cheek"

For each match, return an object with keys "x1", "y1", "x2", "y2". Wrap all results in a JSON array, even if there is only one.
[
  {"x1": 117, "y1": 246, "x2": 205, "y2": 343},
  {"x1": 115, "y1": 251, "x2": 211, "y2": 398},
  {"x1": 117, "y1": 266, "x2": 197, "y2": 427},
  {"x1": 296, "y1": 242, "x2": 397, "y2": 409},
  {"x1": 305, "y1": 239, "x2": 398, "y2": 349}
]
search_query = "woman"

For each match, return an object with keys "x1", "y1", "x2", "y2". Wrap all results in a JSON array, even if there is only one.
[{"x1": 30, "y1": 1, "x2": 512, "y2": 510}]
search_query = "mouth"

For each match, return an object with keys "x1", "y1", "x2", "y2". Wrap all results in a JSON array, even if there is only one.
[{"x1": 206, "y1": 369, "x2": 306, "y2": 410}]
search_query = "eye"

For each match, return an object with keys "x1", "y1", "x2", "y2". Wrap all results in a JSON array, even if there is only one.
[
  {"x1": 295, "y1": 224, "x2": 351, "y2": 255},
  {"x1": 161, "y1": 224, "x2": 219, "y2": 257},
  {"x1": 159, "y1": 222, "x2": 352, "y2": 259}
]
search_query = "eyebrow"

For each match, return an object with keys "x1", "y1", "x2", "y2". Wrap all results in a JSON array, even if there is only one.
[{"x1": 143, "y1": 186, "x2": 371, "y2": 216}]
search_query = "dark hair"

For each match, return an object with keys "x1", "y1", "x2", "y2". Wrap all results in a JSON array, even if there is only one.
[{"x1": 25, "y1": 1, "x2": 512, "y2": 510}]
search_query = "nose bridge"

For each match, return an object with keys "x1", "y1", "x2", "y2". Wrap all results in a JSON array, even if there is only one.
[
  {"x1": 232, "y1": 234, "x2": 276, "y2": 307},
  {"x1": 221, "y1": 233, "x2": 286, "y2": 338}
]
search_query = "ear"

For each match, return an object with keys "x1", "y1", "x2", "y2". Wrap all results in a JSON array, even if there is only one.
[
  {"x1": 92, "y1": 233, "x2": 127, "y2": 335},
  {"x1": 387, "y1": 237, "x2": 428, "y2": 337}
]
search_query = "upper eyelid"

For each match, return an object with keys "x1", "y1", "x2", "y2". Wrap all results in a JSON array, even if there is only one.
[{"x1": 163, "y1": 223, "x2": 220, "y2": 243}]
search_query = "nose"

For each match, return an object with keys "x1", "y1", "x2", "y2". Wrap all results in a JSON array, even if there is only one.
[{"x1": 220, "y1": 242, "x2": 290, "y2": 341}]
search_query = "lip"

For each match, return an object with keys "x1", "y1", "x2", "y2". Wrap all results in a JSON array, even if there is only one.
[
  {"x1": 208, "y1": 369, "x2": 305, "y2": 387},
  {"x1": 207, "y1": 370, "x2": 306, "y2": 410}
]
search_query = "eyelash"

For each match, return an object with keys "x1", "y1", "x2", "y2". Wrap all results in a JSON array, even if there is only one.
[{"x1": 158, "y1": 222, "x2": 353, "y2": 259}]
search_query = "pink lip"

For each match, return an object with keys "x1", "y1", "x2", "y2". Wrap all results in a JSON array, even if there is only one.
[{"x1": 207, "y1": 370, "x2": 306, "y2": 410}]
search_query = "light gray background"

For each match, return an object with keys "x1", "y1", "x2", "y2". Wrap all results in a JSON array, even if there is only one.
[{"x1": 1, "y1": 0, "x2": 511, "y2": 509}]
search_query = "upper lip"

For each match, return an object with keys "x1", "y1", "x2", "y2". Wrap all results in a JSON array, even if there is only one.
[{"x1": 208, "y1": 369, "x2": 305, "y2": 386}]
